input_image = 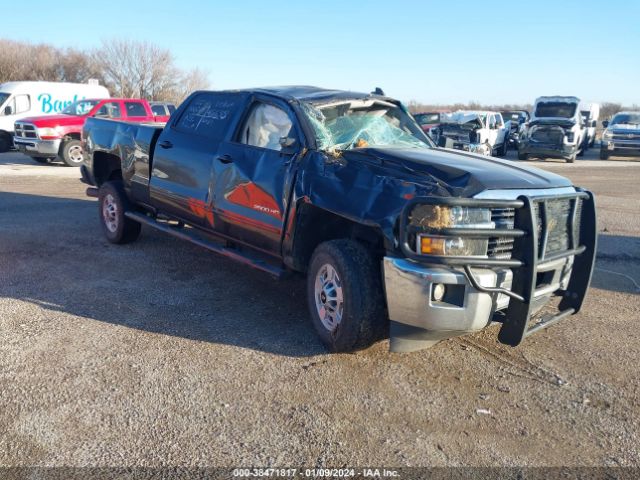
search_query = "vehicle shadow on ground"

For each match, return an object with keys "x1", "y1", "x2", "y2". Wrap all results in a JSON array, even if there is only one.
[
  {"x1": 1, "y1": 192, "x2": 637, "y2": 360},
  {"x1": 0, "y1": 191, "x2": 327, "y2": 358}
]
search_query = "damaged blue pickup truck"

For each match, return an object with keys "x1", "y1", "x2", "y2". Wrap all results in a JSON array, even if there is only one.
[{"x1": 81, "y1": 86, "x2": 596, "y2": 353}]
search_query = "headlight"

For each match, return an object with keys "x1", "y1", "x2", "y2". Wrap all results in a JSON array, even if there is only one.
[
  {"x1": 38, "y1": 127, "x2": 63, "y2": 139},
  {"x1": 410, "y1": 205, "x2": 493, "y2": 257},
  {"x1": 418, "y1": 235, "x2": 488, "y2": 257},
  {"x1": 603, "y1": 130, "x2": 613, "y2": 139}
]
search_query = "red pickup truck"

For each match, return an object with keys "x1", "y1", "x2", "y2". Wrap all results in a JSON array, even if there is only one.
[{"x1": 13, "y1": 98, "x2": 172, "y2": 166}]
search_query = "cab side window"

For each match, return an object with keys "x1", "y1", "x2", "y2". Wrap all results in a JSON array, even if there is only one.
[
  {"x1": 125, "y1": 102, "x2": 147, "y2": 117},
  {"x1": 488, "y1": 115, "x2": 497, "y2": 129},
  {"x1": 495, "y1": 114, "x2": 504, "y2": 128},
  {"x1": 15, "y1": 95, "x2": 30, "y2": 114},
  {"x1": 95, "y1": 101, "x2": 122, "y2": 118},
  {"x1": 238, "y1": 103, "x2": 295, "y2": 151}
]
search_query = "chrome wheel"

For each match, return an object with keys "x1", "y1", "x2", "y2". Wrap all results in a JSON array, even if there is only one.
[
  {"x1": 314, "y1": 263, "x2": 344, "y2": 332},
  {"x1": 68, "y1": 145, "x2": 84, "y2": 164},
  {"x1": 102, "y1": 193, "x2": 119, "y2": 233}
]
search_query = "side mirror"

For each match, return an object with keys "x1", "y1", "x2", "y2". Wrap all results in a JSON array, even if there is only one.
[
  {"x1": 3, "y1": 105, "x2": 14, "y2": 116},
  {"x1": 279, "y1": 136, "x2": 296, "y2": 149},
  {"x1": 602, "y1": 120, "x2": 609, "y2": 128}
]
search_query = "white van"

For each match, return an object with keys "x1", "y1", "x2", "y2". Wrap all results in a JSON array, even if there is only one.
[
  {"x1": 580, "y1": 102, "x2": 600, "y2": 148},
  {"x1": 0, "y1": 81, "x2": 110, "y2": 152}
]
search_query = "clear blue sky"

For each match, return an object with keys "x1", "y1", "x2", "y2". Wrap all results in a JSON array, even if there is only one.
[{"x1": 6, "y1": 0, "x2": 639, "y2": 105}]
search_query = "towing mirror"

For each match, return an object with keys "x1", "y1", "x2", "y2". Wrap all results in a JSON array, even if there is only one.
[
  {"x1": 279, "y1": 136, "x2": 296, "y2": 149},
  {"x1": 3, "y1": 105, "x2": 13, "y2": 116},
  {"x1": 602, "y1": 120, "x2": 609, "y2": 128}
]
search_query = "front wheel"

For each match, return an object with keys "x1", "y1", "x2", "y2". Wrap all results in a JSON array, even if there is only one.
[
  {"x1": 307, "y1": 239, "x2": 387, "y2": 352},
  {"x1": 98, "y1": 181, "x2": 141, "y2": 244},
  {"x1": 600, "y1": 149, "x2": 609, "y2": 160},
  {"x1": 517, "y1": 150, "x2": 528, "y2": 160},
  {"x1": 61, "y1": 139, "x2": 84, "y2": 167}
]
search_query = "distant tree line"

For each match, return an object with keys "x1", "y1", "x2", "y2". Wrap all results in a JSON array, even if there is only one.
[{"x1": 0, "y1": 38, "x2": 210, "y2": 105}]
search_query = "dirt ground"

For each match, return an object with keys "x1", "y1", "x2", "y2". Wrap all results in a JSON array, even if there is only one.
[{"x1": 0, "y1": 149, "x2": 638, "y2": 468}]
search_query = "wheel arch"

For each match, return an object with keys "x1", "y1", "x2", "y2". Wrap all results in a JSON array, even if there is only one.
[
  {"x1": 93, "y1": 151, "x2": 123, "y2": 186},
  {"x1": 286, "y1": 202, "x2": 387, "y2": 273}
]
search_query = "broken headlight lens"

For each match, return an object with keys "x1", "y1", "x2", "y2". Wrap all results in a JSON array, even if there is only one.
[
  {"x1": 410, "y1": 205, "x2": 493, "y2": 229},
  {"x1": 410, "y1": 205, "x2": 493, "y2": 257}
]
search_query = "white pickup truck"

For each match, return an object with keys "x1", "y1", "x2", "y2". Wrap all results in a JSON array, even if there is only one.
[
  {"x1": 430, "y1": 110, "x2": 510, "y2": 157},
  {"x1": 518, "y1": 96, "x2": 587, "y2": 163}
]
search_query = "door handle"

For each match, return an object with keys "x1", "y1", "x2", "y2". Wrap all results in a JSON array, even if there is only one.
[
  {"x1": 217, "y1": 154, "x2": 233, "y2": 164},
  {"x1": 159, "y1": 140, "x2": 173, "y2": 149}
]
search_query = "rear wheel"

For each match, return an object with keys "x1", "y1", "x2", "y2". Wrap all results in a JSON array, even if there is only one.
[
  {"x1": 0, "y1": 132, "x2": 12, "y2": 153},
  {"x1": 307, "y1": 239, "x2": 387, "y2": 352},
  {"x1": 61, "y1": 139, "x2": 84, "y2": 167},
  {"x1": 98, "y1": 180, "x2": 141, "y2": 244},
  {"x1": 499, "y1": 139, "x2": 508, "y2": 156}
]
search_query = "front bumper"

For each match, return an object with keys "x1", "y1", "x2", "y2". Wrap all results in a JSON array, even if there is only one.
[
  {"x1": 519, "y1": 140, "x2": 578, "y2": 159},
  {"x1": 386, "y1": 191, "x2": 597, "y2": 352},
  {"x1": 602, "y1": 139, "x2": 640, "y2": 156},
  {"x1": 13, "y1": 137, "x2": 61, "y2": 157}
]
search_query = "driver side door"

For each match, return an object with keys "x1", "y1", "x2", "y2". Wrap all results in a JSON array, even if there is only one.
[{"x1": 212, "y1": 97, "x2": 301, "y2": 254}]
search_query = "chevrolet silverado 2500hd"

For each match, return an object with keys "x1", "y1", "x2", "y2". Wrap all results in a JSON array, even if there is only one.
[{"x1": 81, "y1": 87, "x2": 596, "y2": 353}]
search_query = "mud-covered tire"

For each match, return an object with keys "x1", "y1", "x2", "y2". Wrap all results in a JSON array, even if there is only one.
[
  {"x1": 61, "y1": 139, "x2": 84, "y2": 167},
  {"x1": 98, "y1": 180, "x2": 141, "y2": 244},
  {"x1": 600, "y1": 149, "x2": 609, "y2": 160},
  {"x1": 0, "y1": 132, "x2": 12, "y2": 153},
  {"x1": 306, "y1": 239, "x2": 387, "y2": 353},
  {"x1": 517, "y1": 150, "x2": 527, "y2": 160},
  {"x1": 498, "y1": 139, "x2": 508, "y2": 157}
]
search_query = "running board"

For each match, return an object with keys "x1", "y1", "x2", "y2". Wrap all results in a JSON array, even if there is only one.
[{"x1": 124, "y1": 211, "x2": 286, "y2": 279}]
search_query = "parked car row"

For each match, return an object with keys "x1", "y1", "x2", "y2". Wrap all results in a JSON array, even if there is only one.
[
  {"x1": 0, "y1": 80, "x2": 175, "y2": 166},
  {"x1": 414, "y1": 97, "x2": 640, "y2": 163}
]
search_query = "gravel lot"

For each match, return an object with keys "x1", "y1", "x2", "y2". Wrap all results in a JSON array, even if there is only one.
[{"x1": 0, "y1": 149, "x2": 639, "y2": 468}]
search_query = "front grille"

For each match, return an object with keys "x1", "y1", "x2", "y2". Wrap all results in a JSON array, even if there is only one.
[
  {"x1": 534, "y1": 198, "x2": 582, "y2": 258},
  {"x1": 612, "y1": 133, "x2": 640, "y2": 141},
  {"x1": 531, "y1": 127, "x2": 564, "y2": 145},
  {"x1": 489, "y1": 208, "x2": 515, "y2": 259},
  {"x1": 14, "y1": 123, "x2": 38, "y2": 139}
]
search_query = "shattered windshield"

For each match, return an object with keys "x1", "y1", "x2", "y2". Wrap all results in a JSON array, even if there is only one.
[
  {"x1": 611, "y1": 113, "x2": 640, "y2": 126},
  {"x1": 61, "y1": 99, "x2": 100, "y2": 116},
  {"x1": 535, "y1": 102, "x2": 577, "y2": 118},
  {"x1": 302, "y1": 100, "x2": 431, "y2": 152}
]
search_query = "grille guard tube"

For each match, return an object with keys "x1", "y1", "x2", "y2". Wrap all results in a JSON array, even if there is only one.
[{"x1": 398, "y1": 190, "x2": 597, "y2": 346}]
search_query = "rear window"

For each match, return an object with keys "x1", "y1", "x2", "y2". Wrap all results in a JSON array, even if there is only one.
[
  {"x1": 151, "y1": 104, "x2": 166, "y2": 116},
  {"x1": 125, "y1": 102, "x2": 147, "y2": 117},
  {"x1": 414, "y1": 113, "x2": 440, "y2": 125},
  {"x1": 174, "y1": 92, "x2": 241, "y2": 140}
]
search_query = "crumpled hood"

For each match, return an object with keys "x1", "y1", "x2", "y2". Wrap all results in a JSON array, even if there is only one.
[
  {"x1": 18, "y1": 114, "x2": 86, "y2": 128},
  {"x1": 342, "y1": 147, "x2": 572, "y2": 196}
]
